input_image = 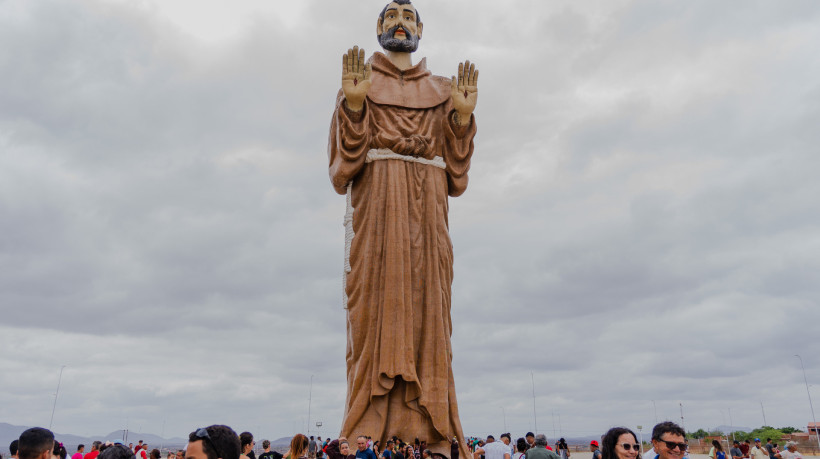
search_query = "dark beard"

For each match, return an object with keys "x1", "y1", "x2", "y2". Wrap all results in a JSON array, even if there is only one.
[{"x1": 378, "y1": 25, "x2": 419, "y2": 53}]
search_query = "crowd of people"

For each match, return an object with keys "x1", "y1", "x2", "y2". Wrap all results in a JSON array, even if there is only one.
[{"x1": 4, "y1": 422, "x2": 807, "y2": 459}]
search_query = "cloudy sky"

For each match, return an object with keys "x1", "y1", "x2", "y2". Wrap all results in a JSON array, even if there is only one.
[{"x1": 2, "y1": 0, "x2": 820, "y2": 444}]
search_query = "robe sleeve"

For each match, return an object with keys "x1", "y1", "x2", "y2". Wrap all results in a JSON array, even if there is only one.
[
  {"x1": 328, "y1": 89, "x2": 371, "y2": 195},
  {"x1": 441, "y1": 109, "x2": 477, "y2": 197}
]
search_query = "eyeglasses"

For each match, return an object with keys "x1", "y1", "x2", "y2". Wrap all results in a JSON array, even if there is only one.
[
  {"x1": 660, "y1": 440, "x2": 687, "y2": 451},
  {"x1": 621, "y1": 444, "x2": 641, "y2": 451},
  {"x1": 195, "y1": 428, "x2": 223, "y2": 459}
]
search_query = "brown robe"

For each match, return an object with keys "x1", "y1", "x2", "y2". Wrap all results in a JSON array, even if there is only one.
[{"x1": 327, "y1": 52, "x2": 476, "y2": 457}]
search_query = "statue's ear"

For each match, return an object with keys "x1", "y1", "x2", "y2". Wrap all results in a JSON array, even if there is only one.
[
  {"x1": 417, "y1": 22, "x2": 423, "y2": 39},
  {"x1": 377, "y1": 17, "x2": 384, "y2": 35}
]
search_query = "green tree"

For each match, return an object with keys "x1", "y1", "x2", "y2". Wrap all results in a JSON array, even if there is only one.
[{"x1": 779, "y1": 427, "x2": 803, "y2": 434}]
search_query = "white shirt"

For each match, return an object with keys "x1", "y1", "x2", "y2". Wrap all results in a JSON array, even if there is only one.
[
  {"x1": 481, "y1": 442, "x2": 511, "y2": 459},
  {"x1": 779, "y1": 451, "x2": 802, "y2": 459}
]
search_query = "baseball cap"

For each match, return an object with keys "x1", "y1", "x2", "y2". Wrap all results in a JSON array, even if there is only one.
[
  {"x1": 590, "y1": 441, "x2": 599, "y2": 447},
  {"x1": 754, "y1": 439, "x2": 761, "y2": 442}
]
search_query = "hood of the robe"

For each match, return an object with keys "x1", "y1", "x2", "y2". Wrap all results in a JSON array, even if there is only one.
[{"x1": 366, "y1": 52, "x2": 451, "y2": 109}]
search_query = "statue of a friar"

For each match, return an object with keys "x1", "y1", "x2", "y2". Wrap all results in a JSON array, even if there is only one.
[{"x1": 327, "y1": 1, "x2": 478, "y2": 457}]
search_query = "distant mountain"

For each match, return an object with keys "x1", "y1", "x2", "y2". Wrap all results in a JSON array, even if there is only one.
[{"x1": 0, "y1": 422, "x2": 187, "y2": 455}]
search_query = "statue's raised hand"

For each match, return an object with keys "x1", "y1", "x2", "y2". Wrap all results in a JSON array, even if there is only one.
[
  {"x1": 342, "y1": 46, "x2": 372, "y2": 112},
  {"x1": 451, "y1": 60, "x2": 478, "y2": 125}
]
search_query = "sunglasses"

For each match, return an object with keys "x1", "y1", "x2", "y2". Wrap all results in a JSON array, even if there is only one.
[
  {"x1": 660, "y1": 440, "x2": 687, "y2": 451},
  {"x1": 621, "y1": 444, "x2": 641, "y2": 451},
  {"x1": 195, "y1": 428, "x2": 223, "y2": 459}
]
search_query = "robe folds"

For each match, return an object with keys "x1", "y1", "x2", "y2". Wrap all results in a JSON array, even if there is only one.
[{"x1": 327, "y1": 52, "x2": 476, "y2": 457}]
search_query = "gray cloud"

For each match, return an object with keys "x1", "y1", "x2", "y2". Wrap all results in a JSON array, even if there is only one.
[{"x1": 2, "y1": 0, "x2": 819, "y2": 445}]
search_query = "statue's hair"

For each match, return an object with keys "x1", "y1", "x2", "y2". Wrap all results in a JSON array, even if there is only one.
[{"x1": 379, "y1": 0, "x2": 421, "y2": 25}]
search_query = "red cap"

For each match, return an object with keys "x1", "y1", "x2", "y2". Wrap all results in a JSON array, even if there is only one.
[{"x1": 590, "y1": 441, "x2": 599, "y2": 447}]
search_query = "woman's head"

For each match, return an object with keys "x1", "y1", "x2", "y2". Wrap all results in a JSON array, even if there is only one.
[
  {"x1": 602, "y1": 428, "x2": 640, "y2": 459},
  {"x1": 290, "y1": 434, "x2": 309, "y2": 458},
  {"x1": 712, "y1": 441, "x2": 722, "y2": 452},
  {"x1": 516, "y1": 438, "x2": 528, "y2": 453}
]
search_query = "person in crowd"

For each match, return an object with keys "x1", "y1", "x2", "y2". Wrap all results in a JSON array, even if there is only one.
[
  {"x1": 240, "y1": 433, "x2": 255, "y2": 459},
  {"x1": 648, "y1": 422, "x2": 685, "y2": 459},
  {"x1": 324, "y1": 438, "x2": 352, "y2": 459},
  {"x1": 356, "y1": 437, "x2": 377, "y2": 459},
  {"x1": 555, "y1": 440, "x2": 569, "y2": 459},
  {"x1": 601, "y1": 427, "x2": 640, "y2": 459},
  {"x1": 713, "y1": 441, "x2": 725, "y2": 459},
  {"x1": 513, "y1": 439, "x2": 527, "y2": 459},
  {"x1": 402, "y1": 446, "x2": 414, "y2": 459},
  {"x1": 19, "y1": 428, "x2": 56, "y2": 459},
  {"x1": 382, "y1": 441, "x2": 393, "y2": 459},
  {"x1": 525, "y1": 435, "x2": 535, "y2": 452},
  {"x1": 285, "y1": 435, "x2": 309, "y2": 459},
  {"x1": 309, "y1": 438, "x2": 318, "y2": 459},
  {"x1": 52, "y1": 442, "x2": 67, "y2": 459},
  {"x1": 731, "y1": 442, "x2": 743, "y2": 459},
  {"x1": 135, "y1": 443, "x2": 143, "y2": 456},
  {"x1": 73, "y1": 445, "x2": 85, "y2": 459},
  {"x1": 260, "y1": 440, "x2": 283, "y2": 459},
  {"x1": 10, "y1": 440, "x2": 21, "y2": 459},
  {"x1": 167, "y1": 452, "x2": 175, "y2": 459},
  {"x1": 590, "y1": 441, "x2": 601, "y2": 459},
  {"x1": 740, "y1": 442, "x2": 750, "y2": 459},
  {"x1": 150, "y1": 449, "x2": 160, "y2": 459},
  {"x1": 765, "y1": 440, "x2": 774, "y2": 459},
  {"x1": 774, "y1": 442, "x2": 801, "y2": 459},
  {"x1": 750, "y1": 440, "x2": 767, "y2": 459},
  {"x1": 524, "y1": 435, "x2": 558, "y2": 459},
  {"x1": 98, "y1": 445, "x2": 134, "y2": 459},
  {"x1": 175, "y1": 451, "x2": 185, "y2": 459},
  {"x1": 474, "y1": 436, "x2": 509, "y2": 459},
  {"x1": 84, "y1": 444, "x2": 103, "y2": 459},
  {"x1": 421, "y1": 451, "x2": 431, "y2": 459},
  {"x1": 187, "y1": 425, "x2": 241, "y2": 459}
]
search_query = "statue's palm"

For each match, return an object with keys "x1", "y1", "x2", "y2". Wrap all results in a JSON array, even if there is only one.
[
  {"x1": 451, "y1": 60, "x2": 478, "y2": 115},
  {"x1": 341, "y1": 46, "x2": 371, "y2": 111}
]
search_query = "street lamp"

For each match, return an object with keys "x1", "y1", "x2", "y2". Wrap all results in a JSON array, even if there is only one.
[{"x1": 795, "y1": 355, "x2": 820, "y2": 453}]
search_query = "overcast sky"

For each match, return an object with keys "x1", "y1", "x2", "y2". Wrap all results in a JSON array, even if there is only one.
[{"x1": 2, "y1": 0, "x2": 820, "y2": 443}]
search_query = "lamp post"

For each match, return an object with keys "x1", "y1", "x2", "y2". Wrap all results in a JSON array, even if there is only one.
[
  {"x1": 49, "y1": 365, "x2": 66, "y2": 429},
  {"x1": 795, "y1": 355, "x2": 820, "y2": 453}
]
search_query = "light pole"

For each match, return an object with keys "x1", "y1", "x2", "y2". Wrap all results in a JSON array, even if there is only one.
[
  {"x1": 307, "y1": 375, "x2": 314, "y2": 434},
  {"x1": 637, "y1": 426, "x2": 644, "y2": 455},
  {"x1": 49, "y1": 365, "x2": 66, "y2": 429},
  {"x1": 501, "y1": 407, "x2": 507, "y2": 432},
  {"x1": 531, "y1": 371, "x2": 538, "y2": 434},
  {"x1": 795, "y1": 355, "x2": 820, "y2": 453},
  {"x1": 652, "y1": 400, "x2": 658, "y2": 424},
  {"x1": 760, "y1": 401, "x2": 767, "y2": 426}
]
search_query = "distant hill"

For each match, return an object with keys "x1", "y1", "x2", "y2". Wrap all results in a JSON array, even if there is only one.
[{"x1": 0, "y1": 422, "x2": 187, "y2": 455}]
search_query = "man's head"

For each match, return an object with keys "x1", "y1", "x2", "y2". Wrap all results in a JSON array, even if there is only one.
[
  {"x1": 421, "y1": 451, "x2": 430, "y2": 459},
  {"x1": 376, "y1": 1, "x2": 422, "y2": 53},
  {"x1": 187, "y1": 426, "x2": 241, "y2": 459},
  {"x1": 733, "y1": 441, "x2": 739, "y2": 447},
  {"x1": 486, "y1": 436, "x2": 495, "y2": 444},
  {"x1": 526, "y1": 434, "x2": 535, "y2": 446},
  {"x1": 78, "y1": 446, "x2": 86, "y2": 453},
  {"x1": 766, "y1": 439, "x2": 771, "y2": 444},
  {"x1": 261, "y1": 441, "x2": 270, "y2": 451},
  {"x1": 18, "y1": 428, "x2": 55, "y2": 459},
  {"x1": 534, "y1": 435, "x2": 548, "y2": 448},
  {"x1": 357, "y1": 437, "x2": 367, "y2": 452},
  {"x1": 98, "y1": 445, "x2": 134, "y2": 459},
  {"x1": 500, "y1": 434, "x2": 511, "y2": 446},
  {"x1": 784, "y1": 442, "x2": 796, "y2": 452},
  {"x1": 590, "y1": 441, "x2": 598, "y2": 452},
  {"x1": 650, "y1": 422, "x2": 686, "y2": 459}
]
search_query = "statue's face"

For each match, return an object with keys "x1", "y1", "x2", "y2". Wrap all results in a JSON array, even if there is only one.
[{"x1": 377, "y1": 2, "x2": 422, "y2": 53}]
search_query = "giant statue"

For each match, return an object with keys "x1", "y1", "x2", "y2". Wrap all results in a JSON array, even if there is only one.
[{"x1": 327, "y1": 1, "x2": 478, "y2": 457}]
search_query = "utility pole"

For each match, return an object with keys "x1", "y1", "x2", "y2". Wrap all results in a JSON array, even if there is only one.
[
  {"x1": 307, "y1": 375, "x2": 314, "y2": 434},
  {"x1": 679, "y1": 403, "x2": 686, "y2": 433},
  {"x1": 728, "y1": 408, "x2": 735, "y2": 441},
  {"x1": 531, "y1": 371, "x2": 538, "y2": 434},
  {"x1": 49, "y1": 365, "x2": 66, "y2": 429},
  {"x1": 652, "y1": 400, "x2": 658, "y2": 424},
  {"x1": 795, "y1": 355, "x2": 820, "y2": 453},
  {"x1": 760, "y1": 401, "x2": 767, "y2": 426},
  {"x1": 502, "y1": 407, "x2": 507, "y2": 432}
]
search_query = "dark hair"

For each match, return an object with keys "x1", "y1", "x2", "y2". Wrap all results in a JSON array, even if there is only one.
[
  {"x1": 602, "y1": 427, "x2": 640, "y2": 459},
  {"x1": 262, "y1": 441, "x2": 270, "y2": 450},
  {"x1": 240, "y1": 433, "x2": 254, "y2": 450},
  {"x1": 379, "y1": 0, "x2": 420, "y2": 25},
  {"x1": 188, "y1": 425, "x2": 241, "y2": 459},
  {"x1": 150, "y1": 449, "x2": 161, "y2": 459},
  {"x1": 78, "y1": 446, "x2": 86, "y2": 452},
  {"x1": 651, "y1": 422, "x2": 685, "y2": 441},
  {"x1": 11, "y1": 440, "x2": 20, "y2": 456},
  {"x1": 486, "y1": 436, "x2": 495, "y2": 441},
  {"x1": 18, "y1": 428, "x2": 55, "y2": 459},
  {"x1": 516, "y1": 439, "x2": 527, "y2": 453},
  {"x1": 526, "y1": 433, "x2": 535, "y2": 439},
  {"x1": 98, "y1": 446, "x2": 135, "y2": 459},
  {"x1": 712, "y1": 441, "x2": 723, "y2": 452},
  {"x1": 500, "y1": 434, "x2": 511, "y2": 442}
]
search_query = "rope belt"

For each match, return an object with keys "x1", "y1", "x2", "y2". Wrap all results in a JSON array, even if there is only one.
[{"x1": 342, "y1": 148, "x2": 446, "y2": 308}]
